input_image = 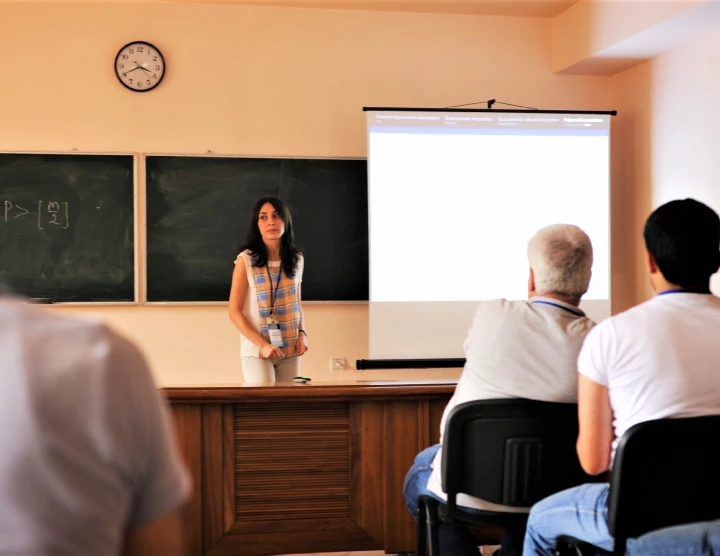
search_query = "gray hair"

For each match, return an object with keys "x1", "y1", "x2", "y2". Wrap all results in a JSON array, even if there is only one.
[{"x1": 527, "y1": 224, "x2": 593, "y2": 299}]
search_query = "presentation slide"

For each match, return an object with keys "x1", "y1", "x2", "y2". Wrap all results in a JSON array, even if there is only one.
[{"x1": 366, "y1": 109, "x2": 611, "y2": 359}]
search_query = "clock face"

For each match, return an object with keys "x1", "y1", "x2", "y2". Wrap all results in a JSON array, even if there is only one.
[{"x1": 115, "y1": 41, "x2": 165, "y2": 92}]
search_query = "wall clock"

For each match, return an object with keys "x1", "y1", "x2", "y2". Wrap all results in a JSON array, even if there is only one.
[{"x1": 115, "y1": 41, "x2": 165, "y2": 92}]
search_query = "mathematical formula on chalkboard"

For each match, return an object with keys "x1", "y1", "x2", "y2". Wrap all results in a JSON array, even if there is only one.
[
  {"x1": 3, "y1": 200, "x2": 70, "y2": 229},
  {"x1": 0, "y1": 153, "x2": 135, "y2": 303}
]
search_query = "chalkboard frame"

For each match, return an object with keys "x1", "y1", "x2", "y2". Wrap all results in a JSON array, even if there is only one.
[
  {"x1": 0, "y1": 150, "x2": 139, "y2": 305},
  {"x1": 141, "y1": 153, "x2": 370, "y2": 306}
]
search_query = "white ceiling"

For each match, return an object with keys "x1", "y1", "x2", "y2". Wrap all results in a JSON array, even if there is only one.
[{"x1": 166, "y1": 0, "x2": 581, "y2": 18}]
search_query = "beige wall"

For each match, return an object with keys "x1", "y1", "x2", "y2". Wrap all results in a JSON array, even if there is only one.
[
  {"x1": 607, "y1": 60, "x2": 654, "y2": 312},
  {"x1": 0, "y1": 2, "x2": 613, "y2": 385},
  {"x1": 549, "y1": 0, "x2": 711, "y2": 74},
  {"x1": 609, "y1": 25, "x2": 720, "y2": 306}
]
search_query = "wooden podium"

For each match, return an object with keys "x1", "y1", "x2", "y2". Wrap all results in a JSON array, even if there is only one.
[{"x1": 164, "y1": 380, "x2": 455, "y2": 555}]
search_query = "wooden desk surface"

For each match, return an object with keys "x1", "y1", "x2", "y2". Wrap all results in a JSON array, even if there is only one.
[{"x1": 163, "y1": 379, "x2": 458, "y2": 403}]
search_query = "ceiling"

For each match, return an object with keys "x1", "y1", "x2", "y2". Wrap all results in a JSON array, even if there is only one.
[{"x1": 170, "y1": 0, "x2": 582, "y2": 18}]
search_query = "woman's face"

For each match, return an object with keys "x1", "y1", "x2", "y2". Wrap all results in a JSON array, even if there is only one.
[{"x1": 257, "y1": 202, "x2": 285, "y2": 242}]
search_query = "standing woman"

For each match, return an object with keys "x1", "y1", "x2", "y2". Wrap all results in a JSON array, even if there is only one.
[{"x1": 229, "y1": 197, "x2": 308, "y2": 383}]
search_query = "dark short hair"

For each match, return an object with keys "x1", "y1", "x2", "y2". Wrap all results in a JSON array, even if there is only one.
[{"x1": 643, "y1": 198, "x2": 720, "y2": 289}]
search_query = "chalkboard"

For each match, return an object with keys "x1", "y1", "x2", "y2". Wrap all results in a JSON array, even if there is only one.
[
  {"x1": 0, "y1": 153, "x2": 135, "y2": 302},
  {"x1": 145, "y1": 156, "x2": 369, "y2": 302}
]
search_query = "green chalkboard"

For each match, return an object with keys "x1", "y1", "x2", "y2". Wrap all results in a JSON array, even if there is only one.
[
  {"x1": 0, "y1": 153, "x2": 135, "y2": 302},
  {"x1": 145, "y1": 156, "x2": 369, "y2": 302}
]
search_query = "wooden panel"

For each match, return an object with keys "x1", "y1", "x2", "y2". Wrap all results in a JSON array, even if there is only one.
[
  {"x1": 222, "y1": 405, "x2": 235, "y2": 532},
  {"x1": 383, "y1": 401, "x2": 426, "y2": 553},
  {"x1": 234, "y1": 402, "x2": 350, "y2": 521},
  {"x1": 169, "y1": 404, "x2": 203, "y2": 556},
  {"x1": 417, "y1": 400, "x2": 431, "y2": 448},
  {"x1": 202, "y1": 405, "x2": 226, "y2": 552},
  {"x1": 350, "y1": 401, "x2": 384, "y2": 544}
]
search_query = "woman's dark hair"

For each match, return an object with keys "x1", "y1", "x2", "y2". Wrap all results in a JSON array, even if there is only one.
[
  {"x1": 239, "y1": 196, "x2": 301, "y2": 277},
  {"x1": 643, "y1": 198, "x2": 720, "y2": 289}
]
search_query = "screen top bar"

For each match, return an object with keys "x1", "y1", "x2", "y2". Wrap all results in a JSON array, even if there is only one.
[{"x1": 363, "y1": 107, "x2": 617, "y2": 116}]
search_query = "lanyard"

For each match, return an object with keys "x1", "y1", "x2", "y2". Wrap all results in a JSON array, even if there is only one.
[
  {"x1": 266, "y1": 265, "x2": 282, "y2": 318},
  {"x1": 657, "y1": 288, "x2": 711, "y2": 296},
  {"x1": 531, "y1": 300, "x2": 585, "y2": 317}
]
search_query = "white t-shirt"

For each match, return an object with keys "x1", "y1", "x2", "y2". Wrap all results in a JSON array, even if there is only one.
[
  {"x1": 426, "y1": 296, "x2": 595, "y2": 512},
  {"x1": 0, "y1": 295, "x2": 191, "y2": 555},
  {"x1": 578, "y1": 291, "x2": 720, "y2": 462}
]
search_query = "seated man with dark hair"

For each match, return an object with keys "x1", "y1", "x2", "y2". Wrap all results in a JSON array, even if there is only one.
[{"x1": 524, "y1": 198, "x2": 720, "y2": 555}]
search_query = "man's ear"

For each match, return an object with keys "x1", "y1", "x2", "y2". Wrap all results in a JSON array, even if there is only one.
[
  {"x1": 528, "y1": 267, "x2": 535, "y2": 294},
  {"x1": 646, "y1": 249, "x2": 659, "y2": 275}
]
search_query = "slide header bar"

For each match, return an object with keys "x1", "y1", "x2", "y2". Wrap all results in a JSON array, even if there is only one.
[
  {"x1": 366, "y1": 109, "x2": 612, "y2": 133},
  {"x1": 363, "y1": 107, "x2": 617, "y2": 115}
]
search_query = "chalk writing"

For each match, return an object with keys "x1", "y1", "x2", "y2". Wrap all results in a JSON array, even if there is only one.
[
  {"x1": 2, "y1": 200, "x2": 69, "y2": 229},
  {"x1": 4, "y1": 200, "x2": 30, "y2": 221}
]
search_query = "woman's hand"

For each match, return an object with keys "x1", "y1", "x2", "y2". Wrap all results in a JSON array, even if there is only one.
[
  {"x1": 295, "y1": 333, "x2": 309, "y2": 356},
  {"x1": 260, "y1": 343, "x2": 283, "y2": 359}
]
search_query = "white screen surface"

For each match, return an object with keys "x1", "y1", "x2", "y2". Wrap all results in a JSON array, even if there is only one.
[{"x1": 367, "y1": 110, "x2": 611, "y2": 359}]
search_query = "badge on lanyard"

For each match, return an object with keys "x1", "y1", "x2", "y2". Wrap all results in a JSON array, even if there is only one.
[
  {"x1": 268, "y1": 323, "x2": 284, "y2": 347},
  {"x1": 266, "y1": 265, "x2": 284, "y2": 347}
]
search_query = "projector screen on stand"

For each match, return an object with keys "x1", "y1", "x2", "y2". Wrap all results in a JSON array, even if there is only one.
[{"x1": 365, "y1": 108, "x2": 613, "y2": 360}]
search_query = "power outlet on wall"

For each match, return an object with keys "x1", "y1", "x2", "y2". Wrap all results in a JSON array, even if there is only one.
[{"x1": 331, "y1": 358, "x2": 346, "y2": 371}]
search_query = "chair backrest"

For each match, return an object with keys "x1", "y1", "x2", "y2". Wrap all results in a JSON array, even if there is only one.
[
  {"x1": 441, "y1": 399, "x2": 598, "y2": 513},
  {"x1": 607, "y1": 415, "x2": 720, "y2": 550}
]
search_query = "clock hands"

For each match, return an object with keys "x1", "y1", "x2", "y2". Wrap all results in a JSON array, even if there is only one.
[
  {"x1": 131, "y1": 60, "x2": 151, "y2": 71},
  {"x1": 123, "y1": 66, "x2": 143, "y2": 77},
  {"x1": 123, "y1": 63, "x2": 153, "y2": 81}
]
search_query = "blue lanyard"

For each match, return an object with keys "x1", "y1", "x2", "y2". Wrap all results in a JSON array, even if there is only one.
[
  {"x1": 657, "y1": 288, "x2": 711, "y2": 296},
  {"x1": 266, "y1": 265, "x2": 282, "y2": 317},
  {"x1": 531, "y1": 300, "x2": 585, "y2": 317}
]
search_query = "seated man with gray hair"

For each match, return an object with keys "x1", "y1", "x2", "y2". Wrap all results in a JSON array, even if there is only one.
[{"x1": 403, "y1": 224, "x2": 596, "y2": 556}]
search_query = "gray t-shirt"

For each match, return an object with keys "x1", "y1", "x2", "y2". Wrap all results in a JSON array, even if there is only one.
[
  {"x1": 0, "y1": 298, "x2": 191, "y2": 555},
  {"x1": 426, "y1": 296, "x2": 595, "y2": 511}
]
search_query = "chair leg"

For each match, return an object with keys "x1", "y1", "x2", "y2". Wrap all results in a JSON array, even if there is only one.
[
  {"x1": 425, "y1": 498, "x2": 440, "y2": 556},
  {"x1": 613, "y1": 536, "x2": 626, "y2": 556},
  {"x1": 417, "y1": 497, "x2": 428, "y2": 556}
]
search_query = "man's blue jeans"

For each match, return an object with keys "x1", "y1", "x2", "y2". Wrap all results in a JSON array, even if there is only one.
[
  {"x1": 525, "y1": 484, "x2": 720, "y2": 555},
  {"x1": 523, "y1": 483, "x2": 613, "y2": 555},
  {"x1": 403, "y1": 444, "x2": 525, "y2": 556},
  {"x1": 627, "y1": 520, "x2": 720, "y2": 556}
]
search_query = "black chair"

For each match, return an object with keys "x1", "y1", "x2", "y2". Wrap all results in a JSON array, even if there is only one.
[
  {"x1": 557, "y1": 415, "x2": 720, "y2": 556},
  {"x1": 417, "y1": 399, "x2": 600, "y2": 556}
]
